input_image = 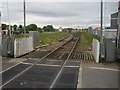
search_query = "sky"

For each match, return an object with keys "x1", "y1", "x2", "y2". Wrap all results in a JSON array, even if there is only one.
[{"x1": 0, "y1": 0, "x2": 119, "y2": 29}]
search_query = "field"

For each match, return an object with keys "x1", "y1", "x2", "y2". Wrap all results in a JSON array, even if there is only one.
[
  {"x1": 40, "y1": 32, "x2": 69, "y2": 45},
  {"x1": 78, "y1": 31, "x2": 100, "y2": 48}
]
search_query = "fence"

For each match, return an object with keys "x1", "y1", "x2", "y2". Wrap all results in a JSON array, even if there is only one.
[
  {"x1": 103, "y1": 29, "x2": 117, "y2": 38},
  {"x1": 14, "y1": 37, "x2": 34, "y2": 57},
  {"x1": 87, "y1": 29, "x2": 101, "y2": 36},
  {"x1": 92, "y1": 38, "x2": 100, "y2": 63},
  {"x1": 88, "y1": 29, "x2": 117, "y2": 38}
]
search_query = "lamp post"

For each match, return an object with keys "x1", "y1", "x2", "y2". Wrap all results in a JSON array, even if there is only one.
[
  {"x1": 7, "y1": 0, "x2": 11, "y2": 37},
  {"x1": 100, "y1": 0, "x2": 103, "y2": 60},
  {"x1": 24, "y1": 0, "x2": 26, "y2": 37},
  {"x1": 101, "y1": 0, "x2": 103, "y2": 41}
]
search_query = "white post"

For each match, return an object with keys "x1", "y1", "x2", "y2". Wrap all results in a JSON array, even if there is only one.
[{"x1": 14, "y1": 39, "x2": 16, "y2": 58}]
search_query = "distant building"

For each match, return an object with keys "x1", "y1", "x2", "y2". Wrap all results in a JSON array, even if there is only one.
[
  {"x1": 58, "y1": 27, "x2": 63, "y2": 32},
  {"x1": 88, "y1": 27, "x2": 93, "y2": 34},
  {"x1": 111, "y1": 12, "x2": 118, "y2": 29}
]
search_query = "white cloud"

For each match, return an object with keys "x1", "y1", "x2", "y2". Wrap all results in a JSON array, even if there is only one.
[
  {"x1": 5, "y1": 0, "x2": 120, "y2": 2},
  {"x1": 1, "y1": 2, "x2": 119, "y2": 28}
]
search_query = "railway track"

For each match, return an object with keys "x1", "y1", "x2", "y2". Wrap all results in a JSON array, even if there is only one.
[{"x1": 1, "y1": 34, "x2": 93, "y2": 89}]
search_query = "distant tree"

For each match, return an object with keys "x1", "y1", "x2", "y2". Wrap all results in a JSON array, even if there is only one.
[
  {"x1": 19, "y1": 25, "x2": 23, "y2": 29},
  {"x1": 43, "y1": 26, "x2": 47, "y2": 32},
  {"x1": 2, "y1": 24, "x2": 7, "y2": 30},
  {"x1": 64, "y1": 28, "x2": 75, "y2": 30},
  {"x1": 67, "y1": 28, "x2": 74, "y2": 30},
  {"x1": 19, "y1": 25, "x2": 23, "y2": 33},
  {"x1": 26, "y1": 24, "x2": 37, "y2": 31},
  {"x1": 43, "y1": 25, "x2": 55, "y2": 32},
  {"x1": 26, "y1": 26, "x2": 29, "y2": 33},
  {"x1": 37, "y1": 27, "x2": 42, "y2": 33},
  {"x1": 13, "y1": 25, "x2": 17, "y2": 31}
]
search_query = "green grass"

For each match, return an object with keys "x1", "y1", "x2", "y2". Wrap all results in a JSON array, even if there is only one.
[
  {"x1": 78, "y1": 31, "x2": 100, "y2": 48},
  {"x1": 40, "y1": 32, "x2": 69, "y2": 45},
  {"x1": 12, "y1": 34, "x2": 30, "y2": 39}
]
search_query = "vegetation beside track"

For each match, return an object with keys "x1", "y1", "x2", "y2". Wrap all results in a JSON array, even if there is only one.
[
  {"x1": 12, "y1": 34, "x2": 30, "y2": 38},
  {"x1": 78, "y1": 31, "x2": 100, "y2": 48},
  {"x1": 40, "y1": 32, "x2": 70, "y2": 45}
]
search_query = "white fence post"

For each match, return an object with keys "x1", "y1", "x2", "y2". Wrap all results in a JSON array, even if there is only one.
[
  {"x1": 92, "y1": 38, "x2": 100, "y2": 63},
  {"x1": 14, "y1": 39, "x2": 16, "y2": 57}
]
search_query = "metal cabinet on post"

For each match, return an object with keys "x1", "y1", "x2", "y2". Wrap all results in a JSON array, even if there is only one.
[
  {"x1": 104, "y1": 38, "x2": 116, "y2": 62},
  {"x1": 2, "y1": 36, "x2": 8, "y2": 57},
  {"x1": 29, "y1": 31, "x2": 40, "y2": 48},
  {"x1": 2, "y1": 36, "x2": 14, "y2": 57}
]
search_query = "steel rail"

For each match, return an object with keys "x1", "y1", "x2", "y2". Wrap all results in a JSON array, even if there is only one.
[{"x1": 49, "y1": 37, "x2": 80, "y2": 89}]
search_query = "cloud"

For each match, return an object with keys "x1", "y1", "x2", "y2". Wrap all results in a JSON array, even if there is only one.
[
  {"x1": 5, "y1": 0, "x2": 120, "y2": 2},
  {"x1": 1, "y1": 1, "x2": 118, "y2": 28},
  {"x1": 26, "y1": 2, "x2": 100, "y2": 18}
]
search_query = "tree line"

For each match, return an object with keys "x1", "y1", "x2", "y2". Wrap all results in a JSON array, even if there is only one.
[{"x1": 1, "y1": 24, "x2": 55, "y2": 33}]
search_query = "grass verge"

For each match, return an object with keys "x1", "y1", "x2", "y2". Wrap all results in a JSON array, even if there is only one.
[
  {"x1": 40, "y1": 31, "x2": 69, "y2": 46},
  {"x1": 12, "y1": 34, "x2": 29, "y2": 39},
  {"x1": 78, "y1": 31, "x2": 100, "y2": 48}
]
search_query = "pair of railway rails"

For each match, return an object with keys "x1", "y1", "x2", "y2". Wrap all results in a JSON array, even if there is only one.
[{"x1": 1, "y1": 34, "x2": 93, "y2": 89}]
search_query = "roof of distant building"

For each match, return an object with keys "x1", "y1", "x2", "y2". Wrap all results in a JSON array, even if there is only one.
[{"x1": 58, "y1": 27, "x2": 63, "y2": 29}]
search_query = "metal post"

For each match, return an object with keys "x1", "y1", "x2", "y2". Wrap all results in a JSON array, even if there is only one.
[
  {"x1": 0, "y1": 11, "x2": 2, "y2": 84},
  {"x1": 24, "y1": 0, "x2": 26, "y2": 37},
  {"x1": 118, "y1": 1, "x2": 120, "y2": 48},
  {"x1": 7, "y1": 0, "x2": 11, "y2": 37},
  {"x1": 101, "y1": 0, "x2": 103, "y2": 43},
  {"x1": 0, "y1": 11, "x2": 2, "y2": 43},
  {"x1": 100, "y1": 0, "x2": 103, "y2": 60}
]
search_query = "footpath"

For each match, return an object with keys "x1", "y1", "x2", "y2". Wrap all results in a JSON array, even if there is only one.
[
  {"x1": 77, "y1": 60, "x2": 119, "y2": 89},
  {"x1": 76, "y1": 32, "x2": 119, "y2": 89}
]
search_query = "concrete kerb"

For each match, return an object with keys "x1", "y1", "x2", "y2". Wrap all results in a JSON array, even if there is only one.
[{"x1": 77, "y1": 64, "x2": 83, "y2": 89}]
